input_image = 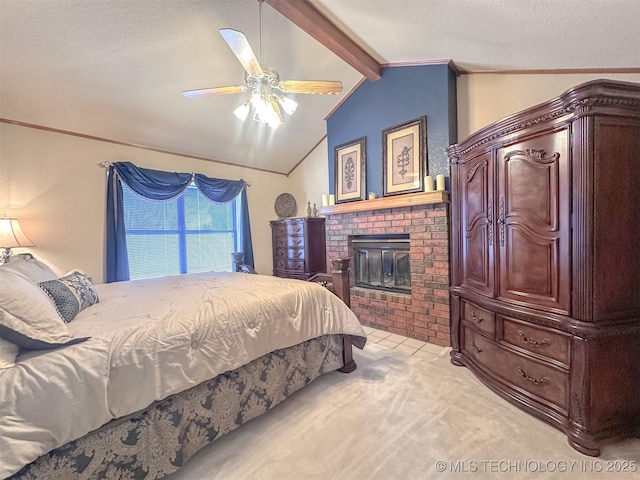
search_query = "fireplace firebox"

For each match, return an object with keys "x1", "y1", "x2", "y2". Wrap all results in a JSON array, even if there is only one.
[{"x1": 352, "y1": 234, "x2": 410, "y2": 293}]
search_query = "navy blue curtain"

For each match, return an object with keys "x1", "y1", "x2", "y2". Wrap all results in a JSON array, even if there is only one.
[{"x1": 106, "y1": 161, "x2": 254, "y2": 282}]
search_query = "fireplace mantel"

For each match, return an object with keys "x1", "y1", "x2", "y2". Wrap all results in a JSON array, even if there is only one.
[{"x1": 320, "y1": 191, "x2": 449, "y2": 216}]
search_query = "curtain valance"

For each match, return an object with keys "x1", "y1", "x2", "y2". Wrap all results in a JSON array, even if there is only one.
[{"x1": 113, "y1": 161, "x2": 248, "y2": 204}]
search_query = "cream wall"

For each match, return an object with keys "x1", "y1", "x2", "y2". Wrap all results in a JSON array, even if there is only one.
[
  {"x1": 457, "y1": 73, "x2": 640, "y2": 140},
  {"x1": 0, "y1": 123, "x2": 291, "y2": 282},
  {"x1": 287, "y1": 138, "x2": 329, "y2": 216}
]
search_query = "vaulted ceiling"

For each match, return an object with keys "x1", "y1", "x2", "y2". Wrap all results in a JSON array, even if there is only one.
[{"x1": 1, "y1": 0, "x2": 638, "y2": 175}]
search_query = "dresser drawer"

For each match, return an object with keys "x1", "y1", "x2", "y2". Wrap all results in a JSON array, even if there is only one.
[
  {"x1": 275, "y1": 247, "x2": 306, "y2": 260},
  {"x1": 501, "y1": 317, "x2": 570, "y2": 366},
  {"x1": 275, "y1": 259, "x2": 305, "y2": 272},
  {"x1": 274, "y1": 221, "x2": 305, "y2": 237},
  {"x1": 461, "y1": 299, "x2": 495, "y2": 336},
  {"x1": 274, "y1": 235, "x2": 305, "y2": 248},
  {"x1": 464, "y1": 327, "x2": 569, "y2": 411}
]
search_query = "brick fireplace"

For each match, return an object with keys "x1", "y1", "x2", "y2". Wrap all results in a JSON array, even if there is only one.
[{"x1": 322, "y1": 192, "x2": 451, "y2": 347}]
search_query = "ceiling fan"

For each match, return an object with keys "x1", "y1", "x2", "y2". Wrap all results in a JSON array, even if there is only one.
[{"x1": 182, "y1": 0, "x2": 343, "y2": 128}]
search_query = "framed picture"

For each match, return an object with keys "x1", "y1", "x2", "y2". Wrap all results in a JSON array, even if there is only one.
[
  {"x1": 382, "y1": 116, "x2": 427, "y2": 196},
  {"x1": 334, "y1": 137, "x2": 366, "y2": 203}
]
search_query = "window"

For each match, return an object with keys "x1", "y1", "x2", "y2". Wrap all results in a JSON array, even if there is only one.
[{"x1": 122, "y1": 184, "x2": 238, "y2": 280}]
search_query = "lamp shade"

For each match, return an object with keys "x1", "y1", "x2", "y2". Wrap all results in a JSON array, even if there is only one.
[{"x1": 0, "y1": 218, "x2": 35, "y2": 249}]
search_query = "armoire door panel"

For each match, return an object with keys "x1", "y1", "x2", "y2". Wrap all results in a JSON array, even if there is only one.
[
  {"x1": 460, "y1": 153, "x2": 494, "y2": 295},
  {"x1": 503, "y1": 150, "x2": 559, "y2": 230},
  {"x1": 465, "y1": 227, "x2": 490, "y2": 288},
  {"x1": 462, "y1": 159, "x2": 489, "y2": 228},
  {"x1": 497, "y1": 130, "x2": 570, "y2": 314},
  {"x1": 503, "y1": 226, "x2": 562, "y2": 306}
]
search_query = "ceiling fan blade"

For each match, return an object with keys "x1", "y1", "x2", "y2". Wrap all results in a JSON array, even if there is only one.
[
  {"x1": 278, "y1": 80, "x2": 343, "y2": 95},
  {"x1": 219, "y1": 28, "x2": 263, "y2": 76},
  {"x1": 182, "y1": 85, "x2": 247, "y2": 99}
]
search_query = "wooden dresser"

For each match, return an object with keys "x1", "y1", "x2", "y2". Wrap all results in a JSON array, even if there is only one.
[
  {"x1": 447, "y1": 80, "x2": 640, "y2": 456},
  {"x1": 270, "y1": 217, "x2": 326, "y2": 280}
]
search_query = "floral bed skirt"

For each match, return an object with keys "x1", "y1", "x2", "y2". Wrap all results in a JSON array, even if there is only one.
[{"x1": 12, "y1": 335, "x2": 344, "y2": 479}]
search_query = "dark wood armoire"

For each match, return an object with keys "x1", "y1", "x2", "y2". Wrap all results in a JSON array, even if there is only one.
[{"x1": 447, "y1": 80, "x2": 640, "y2": 456}]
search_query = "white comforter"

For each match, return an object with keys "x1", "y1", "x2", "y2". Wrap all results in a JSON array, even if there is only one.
[{"x1": 0, "y1": 272, "x2": 366, "y2": 478}]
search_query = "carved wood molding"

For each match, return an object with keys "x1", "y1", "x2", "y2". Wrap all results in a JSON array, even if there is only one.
[
  {"x1": 565, "y1": 95, "x2": 640, "y2": 112},
  {"x1": 464, "y1": 161, "x2": 485, "y2": 183},
  {"x1": 504, "y1": 149, "x2": 560, "y2": 164},
  {"x1": 448, "y1": 109, "x2": 568, "y2": 160}
]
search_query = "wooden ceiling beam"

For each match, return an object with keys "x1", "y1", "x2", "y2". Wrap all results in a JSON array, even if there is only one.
[{"x1": 266, "y1": 0, "x2": 382, "y2": 81}]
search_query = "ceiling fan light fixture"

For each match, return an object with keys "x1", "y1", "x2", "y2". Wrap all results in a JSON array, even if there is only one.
[
  {"x1": 278, "y1": 95, "x2": 298, "y2": 115},
  {"x1": 233, "y1": 102, "x2": 251, "y2": 121},
  {"x1": 252, "y1": 98, "x2": 270, "y2": 122},
  {"x1": 267, "y1": 98, "x2": 285, "y2": 128},
  {"x1": 251, "y1": 97, "x2": 283, "y2": 128}
]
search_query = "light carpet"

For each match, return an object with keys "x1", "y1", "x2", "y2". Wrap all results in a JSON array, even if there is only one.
[{"x1": 168, "y1": 343, "x2": 640, "y2": 480}]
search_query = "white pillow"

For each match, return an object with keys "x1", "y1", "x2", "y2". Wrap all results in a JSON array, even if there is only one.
[
  {"x1": 0, "y1": 337, "x2": 18, "y2": 369},
  {"x1": 2, "y1": 253, "x2": 57, "y2": 283},
  {"x1": 0, "y1": 269, "x2": 88, "y2": 350}
]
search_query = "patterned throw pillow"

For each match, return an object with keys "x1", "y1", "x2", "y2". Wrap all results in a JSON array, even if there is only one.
[
  {"x1": 39, "y1": 271, "x2": 99, "y2": 323},
  {"x1": 0, "y1": 269, "x2": 85, "y2": 350}
]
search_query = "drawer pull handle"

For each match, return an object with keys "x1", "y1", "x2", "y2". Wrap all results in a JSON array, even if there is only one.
[
  {"x1": 470, "y1": 311, "x2": 483, "y2": 323},
  {"x1": 517, "y1": 330, "x2": 550, "y2": 347},
  {"x1": 470, "y1": 341, "x2": 482, "y2": 353},
  {"x1": 295, "y1": 251, "x2": 303, "y2": 258},
  {"x1": 517, "y1": 367, "x2": 549, "y2": 385},
  {"x1": 294, "y1": 227, "x2": 301, "y2": 233},
  {"x1": 295, "y1": 239, "x2": 302, "y2": 245}
]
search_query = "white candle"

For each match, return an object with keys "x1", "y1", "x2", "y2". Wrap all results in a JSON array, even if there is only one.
[
  {"x1": 321, "y1": 194, "x2": 329, "y2": 207},
  {"x1": 436, "y1": 174, "x2": 446, "y2": 191},
  {"x1": 424, "y1": 176, "x2": 434, "y2": 192},
  {"x1": 368, "y1": 192, "x2": 376, "y2": 200},
  {"x1": 328, "y1": 194, "x2": 335, "y2": 205}
]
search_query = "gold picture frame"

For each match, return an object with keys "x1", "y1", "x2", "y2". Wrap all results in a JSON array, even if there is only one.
[
  {"x1": 334, "y1": 137, "x2": 366, "y2": 203},
  {"x1": 382, "y1": 116, "x2": 427, "y2": 196}
]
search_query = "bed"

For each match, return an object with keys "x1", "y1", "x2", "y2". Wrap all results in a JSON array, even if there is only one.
[{"x1": 0, "y1": 255, "x2": 366, "y2": 479}]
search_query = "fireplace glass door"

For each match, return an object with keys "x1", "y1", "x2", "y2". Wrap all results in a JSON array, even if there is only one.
[{"x1": 353, "y1": 236, "x2": 410, "y2": 293}]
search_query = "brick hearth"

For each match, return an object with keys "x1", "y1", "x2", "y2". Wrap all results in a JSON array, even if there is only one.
[{"x1": 325, "y1": 202, "x2": 451, "y2": 347}]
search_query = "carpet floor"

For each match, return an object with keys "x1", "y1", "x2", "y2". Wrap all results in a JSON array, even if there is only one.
[{"x1": 168, "y1": 342, "x2": 640, "y2": 480}]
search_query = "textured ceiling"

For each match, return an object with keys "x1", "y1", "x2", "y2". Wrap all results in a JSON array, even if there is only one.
[
  {"x1": 313, "y1": 0, "x2": 640, "y2": 70},
  {"x1": 1, "y1": 0, "x2": 638, "y2": 175}
]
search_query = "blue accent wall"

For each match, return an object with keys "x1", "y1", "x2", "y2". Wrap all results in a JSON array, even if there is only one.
[{"x1": 327, "y1": 64, "x2": 457, "y2": 196}]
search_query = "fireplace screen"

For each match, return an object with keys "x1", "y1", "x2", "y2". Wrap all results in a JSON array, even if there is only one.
[{"x1": 352, "y1": 235, "x2": 410, "y2": 293}]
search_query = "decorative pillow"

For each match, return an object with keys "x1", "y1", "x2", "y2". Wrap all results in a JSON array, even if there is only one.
[
  {"x1": 2, "y1": 253, "x2": 57, "y2": 283},
  {"x1": 39, "y1": 271, "x2": 99, "y2": 323},
  {"x1": 0, "y1": 337, "x2": 18, "y2": 369},
  {"x1": 0, "y1": 269, "x2": 88, "y2": 350}
]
